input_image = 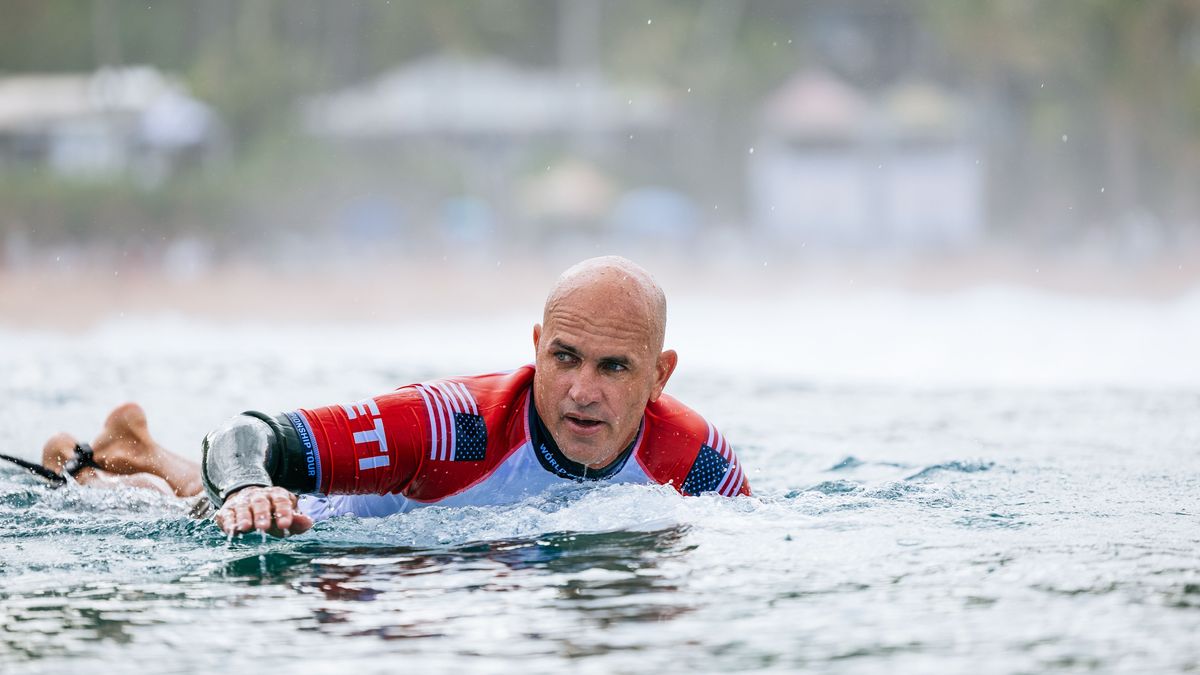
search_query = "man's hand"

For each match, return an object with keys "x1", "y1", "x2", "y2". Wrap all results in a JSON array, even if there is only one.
[{"x1": 214, "y1": 485, "x2": 314, "y2": 537}]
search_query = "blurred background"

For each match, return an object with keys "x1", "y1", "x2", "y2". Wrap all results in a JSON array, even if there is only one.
[{"x1": 1, "y1": 0, "x2": 1199, "y2": 327}]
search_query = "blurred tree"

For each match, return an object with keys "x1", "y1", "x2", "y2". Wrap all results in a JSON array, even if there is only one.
[{"x1": 924, "y1": 0, "x2": 1200, "y2": 240}]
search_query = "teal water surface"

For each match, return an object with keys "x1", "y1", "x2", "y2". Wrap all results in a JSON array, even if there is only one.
[{"x1": 2, "y1": 315, "x2": 1199, "y2": 673}]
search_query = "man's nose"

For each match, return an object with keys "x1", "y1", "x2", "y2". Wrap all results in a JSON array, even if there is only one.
[{"x1": 567, "y1": 368, "x2": 601, "y2": 406}]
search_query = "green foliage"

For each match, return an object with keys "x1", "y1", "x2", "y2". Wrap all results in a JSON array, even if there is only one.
[
  {"x1": 920, "y1": 0, "x2": 1200, "y2": 230},
  {"x1": 0, "y1": 169, "x2": 234, "y2": 244}
]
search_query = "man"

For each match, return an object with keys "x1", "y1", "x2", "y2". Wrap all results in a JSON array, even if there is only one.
[{"x1": 34, "y1": 256, "x2": 749, "y2": 537}]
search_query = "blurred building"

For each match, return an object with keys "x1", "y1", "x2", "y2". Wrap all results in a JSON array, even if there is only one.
[
  {"x1": 0, "y1": 66, "x2": 220, "y2": 184},
  {"x1": 749, "y1": 70, "x2": 983, "y2": 250},
  {"x1": 301, "y1": 56, "x2": 672, "y2": 242},
  {"x1": 302, "y1": 55, "x2": 668, "y2": 140},
  {"x1": 878, "y1": 82, "x2": 985, "y2": 249}
]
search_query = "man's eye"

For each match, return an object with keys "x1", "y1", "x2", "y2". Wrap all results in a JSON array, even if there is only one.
[
  {"x1": 601, "y1": 362, "x2": 626, "y2": 373},
  {"x1": 554, "y1": 352, "x2": 575, "y2": 363}
]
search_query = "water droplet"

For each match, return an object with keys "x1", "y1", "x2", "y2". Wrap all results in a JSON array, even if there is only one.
[
  {"x1": 647, "y1": 18, "x2": 652, "y2": 25},
  {"x1": 748, "y1": 147, "x2": 755, "y2": 154},
  {"x1": 1100, "y1": 187, "x2": 1105, "y2": 193},
  {"x1": 1061, "y1": 134, "x2": 1068, "y2": 142}
]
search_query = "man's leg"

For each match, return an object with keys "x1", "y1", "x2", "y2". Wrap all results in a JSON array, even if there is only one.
[{"x1": 41, "y1": 402, "x2": 204, "y2": 498}]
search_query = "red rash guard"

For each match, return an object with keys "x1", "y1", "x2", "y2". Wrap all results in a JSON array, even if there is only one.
[{"x1": 270, "y1": 365, "x2": 749, "y2": 519}]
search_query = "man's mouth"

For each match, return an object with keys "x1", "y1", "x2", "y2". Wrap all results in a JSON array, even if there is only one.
[{"x1": 563, "y1": 413, "x2": 605, "y2": 434}]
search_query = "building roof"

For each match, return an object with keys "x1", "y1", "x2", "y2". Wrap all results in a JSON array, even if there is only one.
[
  {"x1": 0, "y1": 66, "x2": 213, "y2": 146},
  {"x1": 303, "y1": 55, "x2": 669, "y2": 138}
]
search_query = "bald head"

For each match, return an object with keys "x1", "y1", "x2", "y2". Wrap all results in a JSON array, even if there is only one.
[{"x1": 543, "y1": 256, "x2": 668, "y2": 352}]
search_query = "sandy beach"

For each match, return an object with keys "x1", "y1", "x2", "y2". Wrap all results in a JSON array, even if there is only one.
[{"x1": 2, "y1": 247, "x2": 1198, "y2": 331}]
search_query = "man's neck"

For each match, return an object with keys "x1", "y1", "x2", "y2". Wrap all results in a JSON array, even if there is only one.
[{"x1": 528, "y1": 404, "x2": 641, "y2": 481}]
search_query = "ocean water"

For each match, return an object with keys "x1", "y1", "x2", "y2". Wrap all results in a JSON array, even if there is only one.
[{"x1": 1, "y1": 287, "x2": 1198, "y2": 674}]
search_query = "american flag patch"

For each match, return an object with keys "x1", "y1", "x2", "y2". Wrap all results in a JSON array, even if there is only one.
[
  {"x1": 414, "y1": 380, "x2": 488, "y2": 462},
  {"x1": 682, "y1": 423, "x2": 744, "y2": 496},
  {"x1": 453, "y1": 412, "x2": 487, "y2": 461}
]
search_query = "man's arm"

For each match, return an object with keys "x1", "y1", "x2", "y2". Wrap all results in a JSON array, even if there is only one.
[{"x1": 202, "y1": 389, "x2": 431, "y2": 536}]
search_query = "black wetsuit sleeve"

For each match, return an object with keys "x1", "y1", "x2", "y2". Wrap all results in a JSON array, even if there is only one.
[
  {"x1": 200, "y1": 411, "x2": 317, "y2": 506},
  {"x1": 242, "y1": 412, "x2": 318, "y2": 495}
]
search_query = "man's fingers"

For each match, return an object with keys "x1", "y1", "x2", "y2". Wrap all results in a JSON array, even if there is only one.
[
  {"x1": 214, "y1": 486, "x2": 307, "y2": 538},
  {"x1": 288, "y1": 512, "x2": 314, "y2": 535},
  {"x1": 215, "y1": 503, "x2": 249, "y2": 534},
  {"x1": 233, "y1": 502, "x2": 253, "y2": 533},
  {"x1": 269, "y1": 491, "x2": 294, "y2": 530},
  {"x1": 248, "y1": 493, "x2": 273, "y2": 531}
]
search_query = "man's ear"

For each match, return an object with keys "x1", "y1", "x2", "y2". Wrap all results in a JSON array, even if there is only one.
[
  {"x1": 532, "y1": 324, "x2": 542, "y2": 350},
  {"x1": 649, "y1": 349, "x2": 678, "y2": 403}
]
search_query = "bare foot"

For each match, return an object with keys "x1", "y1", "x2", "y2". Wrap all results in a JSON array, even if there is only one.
[
  {"x1": 89, "y1": 402, "x2": 204, "y2": 497},
  {"x1": 40, "y1": 430, "x2": 175, "y2": 495},
  {"x1": 42, "y1": 431, "x2": 85, "y2": 476},
  {"x1": 89, "y1": 402, "x2": 157, "y2": 476}
]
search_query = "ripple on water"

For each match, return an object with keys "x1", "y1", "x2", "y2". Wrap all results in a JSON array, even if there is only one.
[
  {"x1": 827, "y1": 455, "x2": 865, "y2": 471},
  {"x1": 906, "y1": 459, "x2": 996, "y2": 481},
  {"x1": 954, "y1": 511, "x2": 1029, "y2": 530},
  {"x1": 799, "y1": 479, "x2": 863, "y2": 496}
]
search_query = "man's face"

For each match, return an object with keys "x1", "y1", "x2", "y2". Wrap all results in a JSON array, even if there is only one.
[{"x1": 532, "y1": 290, "x2": 676, "y2": 468}]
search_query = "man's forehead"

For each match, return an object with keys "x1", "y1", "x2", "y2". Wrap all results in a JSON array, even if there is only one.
[
  {"x1": 543, "y1": 310, "x2": 653, "y2": 342},
  {"x1": 542, "y1": 312, "x2": 657, "y2": 358}
]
